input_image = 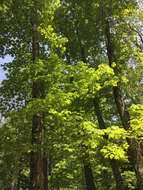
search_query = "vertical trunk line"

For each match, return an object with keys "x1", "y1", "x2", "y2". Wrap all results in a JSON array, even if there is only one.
[
  {"x1": 94, "y1": 97, "x2": 126, "y2": 190},
  {"x1": 105, "y1": 19, "x2": 143, "y2": 190},
  {"x1": 30, "y1": 22, "x2": 48, "y2": 190},
  {"x1": 80, "y1": 46, "x2": 96, "y2": 190},
  {"x1": 83, "y1": 154, "x2": 97, "y2": 190},
  {"x1": 81, "y1": 44, "x2": 125, "y2": 190},
  {"x1": 10, "y1": 176, "x2": 15, "y2": 190},
  {"x1": 110, "y1": 159, "x2": 126, "y2": 190},
  {"x1": 44, "y1": 155, "x2": 48, "y2": 190}
]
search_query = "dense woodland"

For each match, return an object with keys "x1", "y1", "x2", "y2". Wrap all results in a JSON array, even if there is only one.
[{"x1": 0, "y1": 0, "x2": 143, "y2": 189}]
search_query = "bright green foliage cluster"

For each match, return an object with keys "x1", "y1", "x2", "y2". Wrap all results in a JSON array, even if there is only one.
[
  {"x1": 0, "y1": 0, "x2": 143, "y2": 189},
  {"x1": 129, "y1": 104, "x2": 143, "y2": 141}
]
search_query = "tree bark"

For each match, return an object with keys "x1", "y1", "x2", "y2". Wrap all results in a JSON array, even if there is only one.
[
  {"x1": 110, "y1": 159, "x2": 126, "y2": 190},
  {"x1": 81, "y1": 44, "x2": 125, "y2": 190},
  {"x1": 10, "y1": 176, "x2": 15, "y2": 190},
  {"x1": 83, "y1": 155, "x2": 96, "y2": 190},
  {"x1": 30, "y1": 22, "x2": 48, "y2": 190},
  {"x1": 44, "y1": 155, "x2": 48, "y2": 190},
  {"x1": 80, "y1": 46, "x2": 96, "y2": 190},
  {"x1": 105, "y1": 20, "x2": 143, "y2": 190},
  {"x1": 94, "y1": 97, "x2": 126, "y2": 190}
]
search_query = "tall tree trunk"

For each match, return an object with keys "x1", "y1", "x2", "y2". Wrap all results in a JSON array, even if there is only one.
[
  {"x1": 80, "y1": 46, "x2": 96, "y2": 190},
  {"x1": 47, "y1": 154, "x2": 54, "y2": 190},
  {"x1": 110, "y1": 159, "x2": 126, "y2": 190},
  {"x1": 83, "y1": 155, "x2": 96, "y2": 190},
  {"x1": 105, "y1": 20, "x2": 143, "y2": 190},
  {"x1": 30, "y1": 22, "x2": 48, "y2": 190},
  {"x1": 44, "y1": 155, "x2": 48, "y2": 190},
  {"x1": 10, "y1": 176, "x2": 15, "y2": 190},
  {"x1": 81, "y1": 45, "x2": 125, "y2": 190},
  {"x1": 94, "y1": 97, "x2": 126, "y2": 190}
]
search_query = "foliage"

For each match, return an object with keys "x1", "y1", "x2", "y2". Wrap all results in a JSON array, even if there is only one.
[{"x1": 0, "y1": 0, "x2": 142, "y2": 189}]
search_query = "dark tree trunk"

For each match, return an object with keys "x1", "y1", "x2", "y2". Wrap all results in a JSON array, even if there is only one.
[
  {"x1": 94, "y1": 97, "x2": 126, "y2": 190},
  {"x1": 105, "y1": 20, "x2": 143, "y2": 190},
  {"x1": 44, "y1": 155, "x2": 48, "y2": 190},
  {"x1": 10, "y1": 176, "x2": 15, "y2": 190},
  {"x1": 110, "y1": 159, "x2": 126, "y2": 190},
  {"x1": 80, "y1": 44, "x2": 125, "y2": 190},
  {"x1": 80, "y1": 47, "x2": 96, "y2": 190},
  {"x1": 83, "y1": 156, "x2": 96, "y2": 190},
  {"x1": 30, "y1": 22, "x2": 48, "y2": 190},
  {"x1": 48, "y1": 154, "x2": 54, "y2": 190}
]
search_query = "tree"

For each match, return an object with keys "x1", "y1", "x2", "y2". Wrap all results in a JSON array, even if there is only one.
[{"x1": 0, "y1": 0, "x2": 143, "y2": 189}]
